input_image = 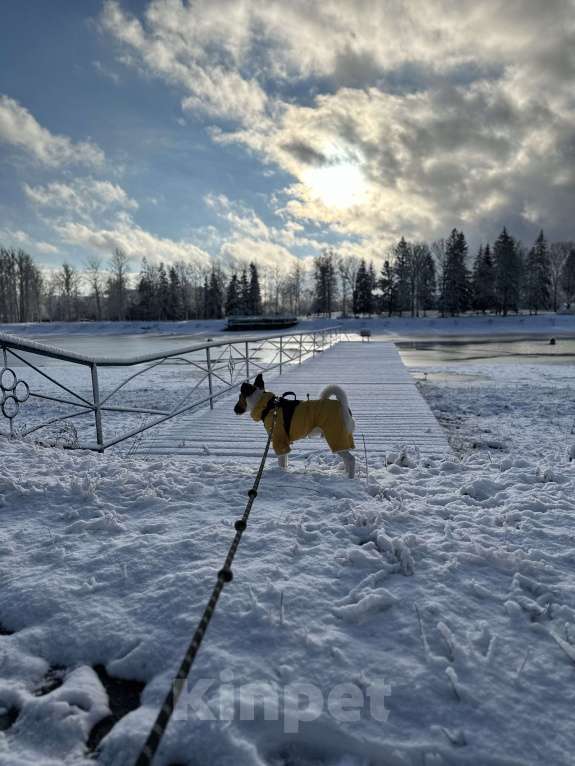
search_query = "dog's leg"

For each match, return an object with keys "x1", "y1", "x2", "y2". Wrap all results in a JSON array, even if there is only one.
[
  {"x1": 338, "y1": 450, "x2": 356, "y2": 479},
  {"x1": 278, "y1": 453, "x2": 289, "y2": 470}
]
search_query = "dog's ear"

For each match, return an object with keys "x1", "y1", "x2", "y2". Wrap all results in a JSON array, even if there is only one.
[
  {"x1": 254, "y1": 373, "x2": 265, "y2": 390},
  {"x1": 240, "y1": 381, "x2": 253, "y2": 398}
]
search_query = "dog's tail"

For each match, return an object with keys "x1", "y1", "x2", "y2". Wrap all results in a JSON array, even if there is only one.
[{"x1": 320, "y1": 385, "x2": 355, "y2": 434}]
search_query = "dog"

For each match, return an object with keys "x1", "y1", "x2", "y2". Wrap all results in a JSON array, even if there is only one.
[{"x1": 234, "y1": 373, "x2": 356, "y2": 478}]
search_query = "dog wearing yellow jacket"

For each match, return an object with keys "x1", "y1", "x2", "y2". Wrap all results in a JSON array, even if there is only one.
[{"x1": 234, "y1": 374, "x2": 356, "y2": 478}]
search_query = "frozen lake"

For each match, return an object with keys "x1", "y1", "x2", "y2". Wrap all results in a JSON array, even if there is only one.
[
  {"x1": 13, "y1": 331, "x2": 575, "y2": 368},
  {"x1": 395, "y1": 335, "x2": 575, "y2": 366}
]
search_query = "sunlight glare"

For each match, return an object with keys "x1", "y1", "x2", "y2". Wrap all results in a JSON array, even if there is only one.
[{"x1": 303, "y1": 161, "x2": 366, "y2": 209}]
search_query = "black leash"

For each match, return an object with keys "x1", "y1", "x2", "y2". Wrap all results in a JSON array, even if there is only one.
[{"x1": 134, "y1": 407, "x2": 278, "y2": 766}]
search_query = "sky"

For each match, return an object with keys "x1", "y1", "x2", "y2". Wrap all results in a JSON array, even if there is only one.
[{"x1": 1, "y1": 0, "x2": 575, "y2": 275}]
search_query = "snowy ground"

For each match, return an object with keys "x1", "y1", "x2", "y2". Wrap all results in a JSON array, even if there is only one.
[{"x1": 1, "y1": 360, "x2": 575, "y2": 765}]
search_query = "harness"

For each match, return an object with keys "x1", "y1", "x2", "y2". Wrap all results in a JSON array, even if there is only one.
[{"x1": 260, "y1": 391, "x2": 301, "y2": 440}]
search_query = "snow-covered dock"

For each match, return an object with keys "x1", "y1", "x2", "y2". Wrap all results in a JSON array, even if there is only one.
[{"x1": 136, "y1": 341, "x2": 450, "y2": 459}]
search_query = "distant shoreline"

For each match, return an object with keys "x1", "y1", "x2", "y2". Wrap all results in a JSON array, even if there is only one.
[{"x1": 1, "y1": 313, "x2": 575, "y2": 341}]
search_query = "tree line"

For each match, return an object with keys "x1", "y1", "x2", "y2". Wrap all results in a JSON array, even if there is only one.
[
  {"x1": 312, "y1": 228, "x2": 575, "y2": 318},
  {"x1": 0, "y1": 247, "x2": 277, "y2": 322},
  {"x1": 1, "y1": 227, "x2": 575, "y2": 323}
]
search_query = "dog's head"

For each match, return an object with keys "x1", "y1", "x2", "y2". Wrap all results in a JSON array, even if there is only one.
[{"x1": 233, "y1": 374, "x2": 265, "y2": 415}]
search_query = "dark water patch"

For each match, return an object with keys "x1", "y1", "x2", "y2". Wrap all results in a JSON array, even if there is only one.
[
  {"x1": 86, "y1": 664, "x2": 145, "y2": 756},
  {"x1": 0, "y1": 622, "x2": 14, "y2": 636},
  {"x1": 0, "y1": 706, "x2": 19, "y2": 732}
]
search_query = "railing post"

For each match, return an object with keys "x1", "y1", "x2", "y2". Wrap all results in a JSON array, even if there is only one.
[
  {"x1": 5, "y1": 346, "x2": 13, "y2": 438},
  {"x1": 1, "y1": 344, "x2": 13, "y2": 437},
  {"x1": 91, "y1": 363, "x2": 104, "y2": 452},
  {"x1": 245, "y1": 341, "x2": 250, "y2": 380},
  {"x1": 206, "y1": 346, "x2": 214, "y2": 409},
  {"x1": 279, "y1": 336, "x2": 283, "y2": 373},
  {"x1": 299, "y1": 335, "x2": 303, "y2": 365},
  {"x1": 313, "y1": 333, "x2": 316, "y2": 355}
]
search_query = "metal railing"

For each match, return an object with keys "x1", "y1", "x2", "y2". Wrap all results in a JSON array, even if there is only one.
[{"x1": 0, "y1": 326, "x2": 345, "y2": 452}]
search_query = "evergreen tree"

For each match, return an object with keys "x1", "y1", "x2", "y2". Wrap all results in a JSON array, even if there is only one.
[
  {"x1": 248, "y1": 262, "x2": 262, "y2": 315},
  {"x1": 132, "y1": 258, "x2": 156, "y2": 319},
  {"x1": 379, "y1": 260, "x2": 397, "y2": 316},
  {"x1": 417, "y1": 249, "x2": 436, "y2": 315},
  {"x1": 368, "y1": 263, "x2": 377, "y2": 310},
  {"x1": 525, "y1": 230, "x2": 551, "y2": 314},
  {"x1": 441, "y1": 229, "x2": 470, "y2": 315},
  {"x1": 352, "y1": 259, "x2": 373, "y2": 315},
  {"x1": 157, "y1": 263, "x2": 170, "y2": 319},
  {"x1": 313, "y1": 251, "x2": 338, "y2": 316},
  {"x1": 225, "y1": 273, "x2": 241, "y2": 316},
  {"x1": 239, "y1": 268, "x2": 249, "y2": 314},
  {"x1": 494, "y1": 227, "x2": 522, "y2": 315},
  {"x1": 168, "y1": 266, "x2": 184, "y2": 320},
  {"x1": 471, "y1": 244, "x2": 496, "y2": 313},
  {"x1": 206, "y1": 267, "x2": 224, "y2": 319},
  {"x1": 392, "y1": 237, "x2": 411, "y2": 316}
]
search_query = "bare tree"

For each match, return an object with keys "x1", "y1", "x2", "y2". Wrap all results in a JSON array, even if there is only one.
[
  {"x1": 173, "y1": 260, "x2": 195, "y2": 319},
  {"x1": 55, "y1": 263, "x2": 81, "y2": 321},
  {"x1": 286, "y1": 260, "x2": 304, "y2": 315},
  {"x1": 43, "y1": 271, "x2": 59, "y2": 321},
  {"x1": 269, "y1": 266, "x2": 282, "y2": 314},
  {"x1": 338, "y1": 256, "x2": 360, "y2": 317},
  {"x1": 85, "y1": 255, "x2": 104, "y2": 320},
  {"x1": 549, "y1": 242, "x2": 571, "y2": 312},
  {"x1": 561, "y1": 243, "x2": 575, "y2": 305},
  {"x1": 107, "y1": 248, "x2": 130, "y2": 321},
  {"x1": 0, "y1": 248, "x2": 42, "y2": 322},
  {"x1": 431, "y1": 238, "x2": 448, "y2": 316}
]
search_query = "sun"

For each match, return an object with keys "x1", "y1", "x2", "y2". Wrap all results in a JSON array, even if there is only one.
[{"x1": 302, "y1": 161, "x2": 367, "y2": 209}]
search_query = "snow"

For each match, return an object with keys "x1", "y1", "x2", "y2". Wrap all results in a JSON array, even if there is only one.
[
  {"x1": 2, "y1": 312, "x2": 575, "y2": 342},
  {"x1": 1, "y1": 353, "x2": 575, "y2": 765},
  {"x1": 0, "y1": 320, "x2": 229, "y2": 338}
]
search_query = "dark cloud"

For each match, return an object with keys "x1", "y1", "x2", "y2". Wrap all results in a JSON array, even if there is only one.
[{"x1": 280, "y1": 141, "x2": 329, "y2": 166}]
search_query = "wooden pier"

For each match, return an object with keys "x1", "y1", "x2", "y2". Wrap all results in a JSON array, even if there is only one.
[{"x1": 135, "y1": 341, "x2": 449, "y2": 460}]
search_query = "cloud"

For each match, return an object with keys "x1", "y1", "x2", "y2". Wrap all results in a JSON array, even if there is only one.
[
  {"x1": 0, "y1": 95, "x2": 105, "y2": 168},
  {"x1": 92, "y1": 59, "x2": 121, "y2": 84},
  {"x1": 53, "y1": 213, "x2": 211, "y2": 268},
  {"x1": 204, "y1": 193, "x2": 323, "y2": 271},
  {"x1": 101, "y1": 0, "x2": 267, "y2": 125},
  {"x1": 0, "y1": 228, "x2": 60, "y2": 255},
  {"x1": 102, "y1": 0, "x2": 575, "y2": 248},
  {"x1": 24, "y1": 178, "x2": 138, "y2": 221},
  {"x1": 102, "y1": 1, "x2": 575, "y2": 97}
]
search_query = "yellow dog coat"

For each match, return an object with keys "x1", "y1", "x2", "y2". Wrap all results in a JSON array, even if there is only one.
[{"x1": 251, "y1": 392, "x2": 355, "y2": 455}]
